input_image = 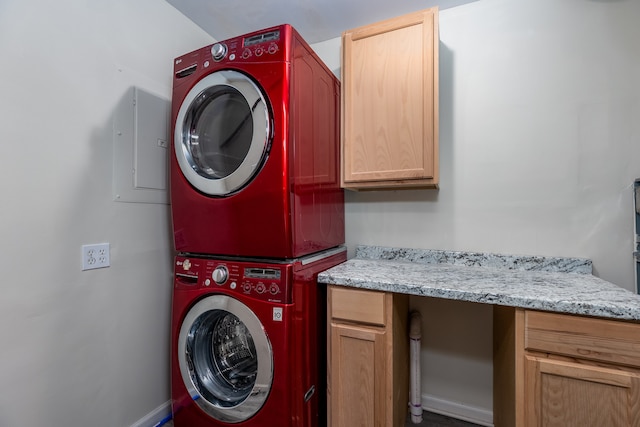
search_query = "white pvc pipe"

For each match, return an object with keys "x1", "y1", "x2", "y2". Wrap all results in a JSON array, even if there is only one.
[{"x1": 409, "y1": 311, "x2": 423, "y2": 424}]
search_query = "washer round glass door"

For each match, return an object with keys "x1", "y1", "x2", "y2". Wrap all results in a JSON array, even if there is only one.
[
  {"x1": 174, "y1": 70, "x2": 271, "y2": 196},
  {"x1": 178, "y1": 295, "x2": 273, "y2": 423}
]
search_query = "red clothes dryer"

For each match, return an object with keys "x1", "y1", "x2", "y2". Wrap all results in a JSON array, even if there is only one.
[
  {"x1": 170, "y1": 247, "x2": 346, "y2": 427},
  {"x1": 170, "y1": 25, "x2": 344, "y2": 258}
]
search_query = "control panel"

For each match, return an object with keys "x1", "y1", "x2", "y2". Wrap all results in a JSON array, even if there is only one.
[
  {"x1": 208, "y1": 28, "x2": 284, "y2": 64},
  {"x1": 174, "y1": 256, "x2": 288, "y2": 303},
  {"x1": 174, "y1": 26, "x2": 289, "y2": 81}
]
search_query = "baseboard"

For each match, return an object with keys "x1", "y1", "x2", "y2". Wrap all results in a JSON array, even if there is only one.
[
  {"x1": 129, "y1": 400, "x2": 172, "y2": 427},
  {"x1": 422, "y1": 393, "x2": 494, "y2": 427},
  {"x1": 133, "y1": 395, "x2": 489, "y2": 427}
]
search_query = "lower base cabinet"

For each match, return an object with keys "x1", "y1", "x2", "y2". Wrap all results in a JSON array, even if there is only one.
[
  {"x1": 328, "y1": 286, "x2": 409, "y2": 427},
  {"x1": 327, "y1": 291, "x2": 640, "y2": 426},
  {"x1": 494, "y1": 307, "x2": 640, "y2": 427},
  {"x1": 525, "y1": 355, "x2": 640, "y2": 426}
]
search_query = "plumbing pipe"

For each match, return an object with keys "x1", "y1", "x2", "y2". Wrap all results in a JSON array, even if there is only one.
[{"x1": 409, "y1": 310, "x2": 423, "y2": 424}]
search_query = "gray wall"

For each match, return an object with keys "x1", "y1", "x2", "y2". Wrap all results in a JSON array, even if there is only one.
[
  {"x1": 0, "y1": 0, "x2": 637, "y2": 425},
  {"x1": 0, "y1": 1, "x2": 212, "y2": 426},
  {"x1": 313, "y1": 0, "x2": 640, "y2": 424}
]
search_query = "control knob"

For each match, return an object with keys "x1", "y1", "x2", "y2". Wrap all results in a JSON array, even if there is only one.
[
  {"x1": 212, "y1": 266, "x2": 228, "y2": 285},
  {"x1": 211, "y1": 43, "x2": 227, "y2": 61}
]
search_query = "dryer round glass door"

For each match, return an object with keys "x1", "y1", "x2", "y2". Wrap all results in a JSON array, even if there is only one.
[
  {"x1": 178, "y1": 295, "x2": 273, "y2": 423},
  {"x1": 174, "y1": 70, "x2": 271, "y2": 196}
]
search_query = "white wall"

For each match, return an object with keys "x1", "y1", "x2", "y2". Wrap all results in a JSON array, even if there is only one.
[
  {"x1": 0, "y1": 1, "x2": 212, "y2": 426},
  {"x1": 1, "y1": 0, "x2": 637, "y2": 425},
  {"x1": 314, "y1": 0, "x2": 640, "y2": 423}
]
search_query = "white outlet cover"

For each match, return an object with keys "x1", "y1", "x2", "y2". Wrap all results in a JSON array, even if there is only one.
[{"x1": 82, "y1": 243, "x2": 110, "y2": 271}]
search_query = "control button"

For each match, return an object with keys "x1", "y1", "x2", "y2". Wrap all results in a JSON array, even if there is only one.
[
  {"x1": 204, "y1": 279, "x2": 211, "y2": 286},
  {"x1": 268, "y1": 43, "x2": 278, "y2": 54},
  {"x1": 203, "y1": 60, "x2": 210, "y2": 68},
  {"x1": 182, "y1": 259, "x2": 191, "y2": 270},
  {"x1": 211, "y1": 43, "x2": 227, "y2": 61},
  {"x1": 229, "y1": 53, "x2": 236, "y2": 61},
  {"x1": 255, "y1": 46, "x2": 264, "y2": 56},
  {"x1": 212, "y1": 266, "x2": 228, "y2": 285},
  {"x1": 230, "y1": 281, "x2": 237, "y2": 290},
  {"x1": 255, "y1": 283, "x2": 266, "y2": 294},
  {"x1": 269, "y1": 284, "x2": 280, "y2": 295},
  {"x1": 242, "y1": 282, "x2": 252, "y2": 293},
  {"x1": 242, "y1": 48, "x2": 252, "y2": 59}
]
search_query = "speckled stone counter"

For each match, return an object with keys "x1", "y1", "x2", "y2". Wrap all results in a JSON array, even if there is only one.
[{"x1": 318, "y1": 245, "x2": 640, "y2": 321}]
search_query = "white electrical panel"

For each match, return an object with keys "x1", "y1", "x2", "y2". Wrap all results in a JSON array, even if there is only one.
[{"x1": 113, "y1": 86, "x2": 170, "y2": 204}]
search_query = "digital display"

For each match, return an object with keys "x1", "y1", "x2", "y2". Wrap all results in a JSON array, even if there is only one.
[
  {"x1": 244, "y1": 268, "x2": 281, "y2": 279},
  {"x1": 244, "y1": 30, "x2": 280, "y2": 47}
]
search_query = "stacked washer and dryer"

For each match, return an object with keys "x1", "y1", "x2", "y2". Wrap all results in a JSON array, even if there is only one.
[{"x1": 169, "y1": 25, "x2": 345, "y2": 427}]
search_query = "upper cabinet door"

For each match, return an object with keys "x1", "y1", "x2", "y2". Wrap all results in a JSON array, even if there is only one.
[{"x1": 342, "y1": 8, "x2": 439, "y2": 190}]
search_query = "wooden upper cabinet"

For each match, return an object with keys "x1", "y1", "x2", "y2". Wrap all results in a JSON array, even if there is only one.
[{"x1": 341, "y1": 8, "x2": 439, "y2": 189}]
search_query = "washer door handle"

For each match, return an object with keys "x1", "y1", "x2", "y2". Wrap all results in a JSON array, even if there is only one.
[{"x1": 304, "y1": 385, "x2": 315, "y2": 402}]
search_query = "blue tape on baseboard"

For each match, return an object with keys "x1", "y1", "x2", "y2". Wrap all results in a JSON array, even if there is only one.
[{"x1": 154, "y1": 413, "x2": 173, "y2": 427}]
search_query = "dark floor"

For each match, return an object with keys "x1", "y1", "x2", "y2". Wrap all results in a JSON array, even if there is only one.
[
  {"x1": 162, "y1": 411, "x2": 482, "y2": 426},
  {"x1": 416, "y1": 411, "x2": 482, "y2": 426}
]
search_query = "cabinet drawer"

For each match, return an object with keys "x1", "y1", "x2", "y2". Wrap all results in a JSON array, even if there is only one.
[
  {"x1": 330, "y1": 287, "x2": 386, "y2": 326},
  {"x1": 525, "y1": 310, "x2": 640, "y2": 368}
]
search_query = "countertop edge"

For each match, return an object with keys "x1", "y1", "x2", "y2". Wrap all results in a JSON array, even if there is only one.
[{"x1": 318, "y1": 257, "x2": 640, "y2": 322}]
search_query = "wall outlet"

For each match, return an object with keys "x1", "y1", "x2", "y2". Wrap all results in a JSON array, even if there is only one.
[{"x1": 82, "y1": 243, "x2": 110, "y2": 271}]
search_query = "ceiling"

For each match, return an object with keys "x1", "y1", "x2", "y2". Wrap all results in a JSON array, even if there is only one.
[{"x1": 166, "y1": 0, "x2": 478, "y2": 44}]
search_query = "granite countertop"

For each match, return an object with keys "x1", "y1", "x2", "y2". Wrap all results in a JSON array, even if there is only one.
[{"x1": 318, "y1": 246, "x2": 640, "y2": 321}]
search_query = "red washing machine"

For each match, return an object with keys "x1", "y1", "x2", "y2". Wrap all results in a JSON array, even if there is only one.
[
  {"x1": 170, "y1": 25, "x2": 344, "y2": 258},
  {"x1": 170, "y1": 247, "x2": 346, "y2": 427}
]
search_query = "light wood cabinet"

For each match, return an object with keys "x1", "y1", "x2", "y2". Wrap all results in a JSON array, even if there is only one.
[
  {"x1": 494, "y1": 307, "x2": 640, "y2": 427},
  {"x1": 524, "y1": 356, "x2": 640, "y2": 426},
  {"x1": 341, "y1": 8, "x2": 439, "y2": 190},
  {"x1": 328, "y1": 286, "x2": 409, "y2": 426}
]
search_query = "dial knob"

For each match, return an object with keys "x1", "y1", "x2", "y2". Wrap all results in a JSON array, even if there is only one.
[
  {"x1": 212, "y1": 266, "x2": 228, "y2": 284},
  {"x1": 211, "y1": 43, "x2": 227, "y2": 61}
]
